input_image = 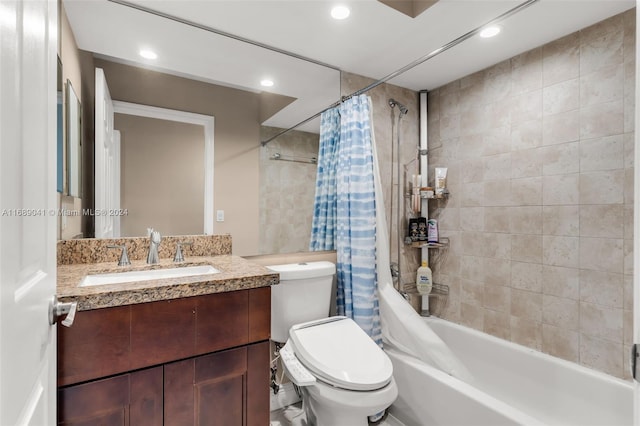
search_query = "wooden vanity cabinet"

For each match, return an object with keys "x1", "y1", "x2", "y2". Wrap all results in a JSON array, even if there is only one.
[{"x1": 57, "y1": 287, "x2": 271, "y2": 426}]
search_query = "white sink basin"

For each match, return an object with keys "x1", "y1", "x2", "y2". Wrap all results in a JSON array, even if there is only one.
[{"x1": 79, "y1": 265, "x2": 219, "y2": 287}]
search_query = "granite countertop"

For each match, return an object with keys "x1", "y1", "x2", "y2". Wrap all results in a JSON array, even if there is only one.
[{"x1": 57, "y1": 255, "x2": 279, "y2": 311}]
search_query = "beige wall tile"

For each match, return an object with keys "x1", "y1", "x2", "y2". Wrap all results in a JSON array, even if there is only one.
[
  {"x1": 543, "y1": 78, "x2": 579, "y2": 116},
  {"x1": 580, "y1": 135, "x2": 625, "y2": 172},
  {"x1": 484, "y1": 309, "x2": 511, "y2": 340},
  {"x1": 483, "y1": 284, "x2": 511, "y2": 313},
  {"x1": 579, "y1": 334, "x2": 623, "y2": 377},
  {"x1": 484, "y1": 257, "x2": 511, "y2": 287},
  {"x1": 510, "y1": 206, "x2": 542, "y2": 235},
  {"x1": 482, "y1": 125, "x2": 511, "y2": 155},
  {"x1": 580, "y1": 302, "x2": 623, "y2": 342},
  {"x1": 542, "y1": 110, "x2": 580, "y2": 145},
  {"x1": 511, "y1": 234, "x2": 543, "y2": 263},
  {"x1": 543, "y1": 235, "x2": 580, "y2": 268},
  {"x1": 460, "y1": 255, "x2": 484, "y2": 281},
  {"x1": 579, "y1": 100, "x2": 624, "y2": 139},
  {"x1": 542, "y1": 324, "x2": 579, "y2": 362},
  {"x1": 461, "y1": 157, "x2": 484, "y2": 183},
  {"x1": 484, "y1": 153, "x2": 511, "y2": 181},
  {"x1": 460, "y1": 181, "x2": 484, "y2": 207},
  {"x1": 623, "y1": 238, "x2": 633, "y2": 276},
  {"x1": 543, "y1": 205, "x2": 579, "y2": 236},
  {"x1": 543, "y1": 294, "x2": 579, "y2": 330},
  {"x1": 579, "y1": 134, "x2": 624, "y2": 172},
  {"x1": 511, "y1": 176, "x2": 542, "y2": 206},
  {"x1": 511, "y1": 119, "x2": 542, "y2": 151},
  {"x1": 484, "y1": 206, "x2": 511, "y2": 233},
  {"x1": 625, "y1": 168, "x2": 634, "y2": 205},
  {"x1": 579, "y1": 204, "x2": 624, "y2": 238},
  {"x1": 579, "y1": 65, "x2": 624, "y2": 107},
  {"x1": 511, "y1": 261, "x2": 542, "y2": 292},
  {"x1": 542, "y1": 142, "x2": 580, "y2": 176},
  {"x1": 511, "y1": 90, "x2": 542, "y2": 124},
  {"x1": 484, "y1": 179, "x2": 512, "y2": 207},
  {"x1": 511, "y1": 147, "x2": 542, "y2": 179},
  {"x1": 579, "y1": 269, "x2": 624, "y2": 309},
  {"x1": 580, "y1": 13, "x2": 624, "y2": 74},
  {"x1": 511, "y1": 47, "x2": 543, "y2": 95},
  {"x1": 623, "y1": 133, "x2": 634, "y2": 169},
  {"x1": 542, "y1": 174, "x2": 580, "y2": 205},
  {"x1": 460, "y1": 302, "x2": 484, "y2": 330},
  {"x1": 579, "y1": 170, "x2": 625, "y2": 205},
  {"x1": 459, "y1": 207, "x2": 484, "y2": 231},
  {"x1": 510, "y1": 316, "x2": 542, "y2": 350},
  {"x1": 542, "y1": 265, "x2": 580, "y2": 300},
  {"x1": 483, "y1": 232, "x2": 512, "y2": 260},
  {"x1": 579, "y1": 237, "x2": 624, "y2": 273},
  {"x1": 511, "y1": 289, "x2": 542, "y2": 322},
  {"x1": 542, "y1": 32, "x2": 580, "y2": 86}
]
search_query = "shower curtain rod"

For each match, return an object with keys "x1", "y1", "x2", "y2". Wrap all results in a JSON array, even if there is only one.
[{"x1": 261, "y1": 0, "x2": 540, "y2": 147}]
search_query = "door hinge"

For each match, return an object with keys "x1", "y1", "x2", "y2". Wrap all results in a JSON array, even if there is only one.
[{"x1": 632, "y1": 344, "x2": 639, "y2": 381}]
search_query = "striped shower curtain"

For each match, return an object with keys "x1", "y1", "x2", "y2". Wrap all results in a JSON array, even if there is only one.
[{"x1": 309, "y1": 94, "x2": 381, "y2": 344}]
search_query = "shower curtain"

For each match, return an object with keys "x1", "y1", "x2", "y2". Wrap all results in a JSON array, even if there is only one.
[{"x1": 310, "y1": 95, "x2": 381, "y2": 344}]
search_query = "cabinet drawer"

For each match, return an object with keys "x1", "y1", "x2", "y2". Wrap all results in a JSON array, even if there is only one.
[{"x1": 58, "y1": 288, "x2": 271, "y2": 386}]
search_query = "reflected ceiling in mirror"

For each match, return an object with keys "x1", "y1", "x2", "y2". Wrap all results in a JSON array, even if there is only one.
[{"x1": 63, "y1": 0, "x2": 340, "y2": 133}]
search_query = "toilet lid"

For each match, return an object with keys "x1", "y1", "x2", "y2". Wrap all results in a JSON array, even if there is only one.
[{"x1": 289, "y1": 317, "x2": 393, "y2": 391}]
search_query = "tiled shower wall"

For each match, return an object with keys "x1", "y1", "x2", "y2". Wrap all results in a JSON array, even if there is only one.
[
  {"x1": 427, "y1": 9, "x2": 635, "y2": 379},
  {"x1": 259, "y1": 126, "x2": 319, "y2": 254}
]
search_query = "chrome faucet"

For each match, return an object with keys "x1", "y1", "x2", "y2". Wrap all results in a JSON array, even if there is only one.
[
  {"x1": 173, "y1": 242, "x2": 192, "y2": 263},
  {"x1": 147, "y1": 228, "x2": 161, "y2": 264},
  {"x1": 107, "y1": 244, "x2": 131, "y2": 266}
]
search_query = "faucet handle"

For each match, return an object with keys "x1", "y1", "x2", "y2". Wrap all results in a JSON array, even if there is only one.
[
  {"x1": 107, "y1": 245, "x2": 131, "y2": 266},
  {"x1": 173, "y1": 242, "x2": 192, "y2": 263}
]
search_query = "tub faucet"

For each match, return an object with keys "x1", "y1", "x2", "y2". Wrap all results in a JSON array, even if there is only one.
[{"x1": 147, "y1": 228, "x2": 161, "y2": 264}]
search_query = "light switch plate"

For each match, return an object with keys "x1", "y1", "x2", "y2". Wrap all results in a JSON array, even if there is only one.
[{"x1": 216, "y1": 210, "x2": 224, "y2": 222}]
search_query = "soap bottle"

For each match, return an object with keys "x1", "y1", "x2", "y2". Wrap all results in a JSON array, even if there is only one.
[
  {"x1": 416, "y1": 260, "x2": 433, "y2": 316},
  {"x1": 416, "y1": 260, "x2": 433, "y2": 295}
]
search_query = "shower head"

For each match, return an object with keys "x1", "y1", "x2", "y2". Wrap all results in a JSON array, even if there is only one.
[{"x1": 388, "y1": 98, "x2": 408, "y2": 115}]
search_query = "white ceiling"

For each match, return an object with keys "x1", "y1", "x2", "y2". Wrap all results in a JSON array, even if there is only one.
[{"x1": 64, "y1": 0, "x2": 635, "y2": 132}]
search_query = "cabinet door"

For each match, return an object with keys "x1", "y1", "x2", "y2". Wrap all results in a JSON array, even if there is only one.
[
  {"x1": 164, "y1": 342, "x2": 269, "y2": 426},
  {"x1": 57, "y1": 366, "x2": 163, "y2": 425}
]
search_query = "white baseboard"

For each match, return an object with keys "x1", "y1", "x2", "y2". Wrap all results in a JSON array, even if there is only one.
[{"x1": 270, "y1": 382, "x2": 301, "y2": 411}]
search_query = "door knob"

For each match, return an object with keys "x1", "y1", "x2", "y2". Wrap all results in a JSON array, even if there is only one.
[{"x1": 49, "y1": 296, "x2": 78, "y2": 327}]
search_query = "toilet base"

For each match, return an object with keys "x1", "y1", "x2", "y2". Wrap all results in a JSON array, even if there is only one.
[{"x1": 300, "y1": 378, "x2": 398, "y2": 426}]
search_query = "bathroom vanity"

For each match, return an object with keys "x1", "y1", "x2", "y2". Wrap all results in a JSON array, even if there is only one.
[{"x1": 56, "y1": 235, "x2": 278, "y2": 425}]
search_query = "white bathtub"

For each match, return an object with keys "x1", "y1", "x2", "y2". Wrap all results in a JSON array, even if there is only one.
[{"x1": 386, "y1": 317, "x2": 633, "y2": 426}]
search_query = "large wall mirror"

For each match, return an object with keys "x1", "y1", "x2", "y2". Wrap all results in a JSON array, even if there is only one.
[{"x1": 62, "y1": 0, "x2": 340, "y2": 256}]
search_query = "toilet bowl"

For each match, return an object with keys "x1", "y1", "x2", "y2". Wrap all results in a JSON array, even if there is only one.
[
  {"x1": 268, "y1": 262, "x2": 397, "y2": 426},
  {"x1": 280, "y1": 316, "x2": 398, "y2": 426}
]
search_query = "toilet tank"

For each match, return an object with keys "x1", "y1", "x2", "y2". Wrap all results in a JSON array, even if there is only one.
[{"x1": 268, "y1": 261, "x2": 336, "y2": 343}]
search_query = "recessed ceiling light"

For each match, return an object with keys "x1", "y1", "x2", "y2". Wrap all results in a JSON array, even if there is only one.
[
  {"x1": 331, "y1": 5, "x2": 350, "y2": 20},
  {"x1": 479, "y1": 25, "x2": 501, "y2": 38},
  {"x1": 139, "y1": 49, "x2": 158, "y2": 60},
  {"x1": 260, "y1": 79, "x2": 274, "y2": 87}
]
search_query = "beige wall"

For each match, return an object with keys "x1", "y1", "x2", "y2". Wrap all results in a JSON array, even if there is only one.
[
  {"x1": 426, "y1": 10, "x2": 635, "y2": 379},
  {"x1": 115, "y1": 114, "x2": 205, "y2": 237},
  {"x1": 58, "y1": 3, "x2": 83, "y2": 239},
  {"x1": 89, "y1": 59, "x2": 263, "y2": 255}
]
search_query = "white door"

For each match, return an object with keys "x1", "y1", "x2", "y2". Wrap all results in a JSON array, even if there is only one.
[
  {"x1": 94, "y1": 67, "x2": 117, "y2": 238},
  {"x1": 0, "y1": 0, "x2": 58, "y2": 425},
  {"x1": 634, "y1": 2, "x2": 640, "y2": 424}
]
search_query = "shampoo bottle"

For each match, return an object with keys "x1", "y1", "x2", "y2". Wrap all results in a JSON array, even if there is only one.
[
  {"x1": 416, "y1": 260, "x2": 433, "y2": 316},
  {"x1": 416, "y1": 260, "x2": 433, "y2": 295}
]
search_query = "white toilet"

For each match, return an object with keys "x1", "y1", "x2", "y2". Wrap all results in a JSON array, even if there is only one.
[{"x1": 268, "y1": 261, "x2": 398, "y2": 426}]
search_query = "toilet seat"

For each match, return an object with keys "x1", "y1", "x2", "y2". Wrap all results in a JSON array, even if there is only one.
[{"x1": 289, "y1": 316, "x2": 393, "y2": 391}]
